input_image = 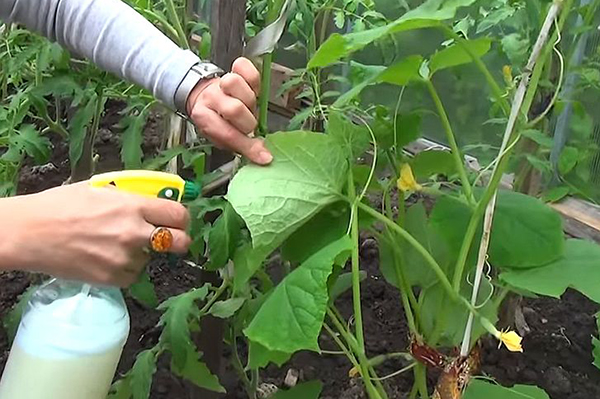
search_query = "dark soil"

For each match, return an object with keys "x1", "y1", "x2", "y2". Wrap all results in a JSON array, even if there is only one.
[{"x1": 1, "y1": 104, "x2": 599, "y2": 398}]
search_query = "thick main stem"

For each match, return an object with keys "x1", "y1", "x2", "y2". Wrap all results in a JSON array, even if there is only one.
[
  {"x1": 257, "y1": 0, "x2": 286, "y2": 135},
  {"x1": 425, "y1": 80, "x2": 474, "y2": 204},
  {"x1": 459, "y1": 1, "x2": 565, "y2": 357},
  {"x1": 414, "y1": 364, "x2": 429, "y2": 399},
  {"x1": 258, "y1": 53, "x2": 273, "y2": 135}
]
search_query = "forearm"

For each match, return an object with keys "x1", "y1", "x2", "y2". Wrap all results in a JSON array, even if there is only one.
[
  {"x1": 0, "y1": 197, "x2": 30, "y2": 273},
  {"x1": 0, "y1": 0, "x2": 201, "y2": 110}
]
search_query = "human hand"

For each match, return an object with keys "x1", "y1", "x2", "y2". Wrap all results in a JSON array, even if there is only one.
[
  {"x1": 186, "y1": 57, "x2": 273, "y2": 165},
  {"x1": 0, "y1": 182, "x2": 191, "y2": 287}
]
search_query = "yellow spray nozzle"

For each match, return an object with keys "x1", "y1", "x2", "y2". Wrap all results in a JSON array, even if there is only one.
[{"x1": 89, "y1": 170, "x2": 199, "y2": 202}]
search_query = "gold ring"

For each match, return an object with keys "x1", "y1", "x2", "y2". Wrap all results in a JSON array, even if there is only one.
[{"x1": 150, "y1": 227, "x2": 173, "y2": 253}]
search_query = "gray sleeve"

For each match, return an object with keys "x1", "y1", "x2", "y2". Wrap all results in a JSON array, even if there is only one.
[{"x1": 0, "y1": 0, "x2": 201, "y2": 111}]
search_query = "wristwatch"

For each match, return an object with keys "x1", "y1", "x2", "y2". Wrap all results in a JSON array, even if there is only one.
[{"x1": 174, "y1": 61, "x2": 225, "y2": 117}]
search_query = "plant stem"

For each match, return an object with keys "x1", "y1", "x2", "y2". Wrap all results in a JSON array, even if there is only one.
[
  {"x1": 323, "y1": 323, "x2": 360, "y2": 369},
  {"x1": 414, "y1": 364, "x2": 429, "y2": 399},
  {"x1": 258, "y1": 53, "x2": 273, "y2": 135},
  {"x1": 250, "y1": 369, "x2": 259, "y2": 399},
  {"x1": 164, "y1": 0, "x2": 189, "y2": 49},
  {"x1": 408, "y1": 384, "x2": 419, "y2": 399},
  {"x1": 258, "y1": 0, "x2": 287, "y2": 135},
  {"x1": 425, "y1": 80, "x2": 474, "y2": 204},
  {"x1": 440, "y1": 27, "x2": 510, "y2": 116},
  {"x1": 200, "y1": 280, "x2": 229, "y2": 314},
  {"x1": 348, "y1": 173, "x2": 366, "y2": 352},
  {"x1": 231, "y1": 334, "x2": 253, "y2": 396},
  {"x1": 327, "y1": 308, "x2": 383, "y2": 399}
]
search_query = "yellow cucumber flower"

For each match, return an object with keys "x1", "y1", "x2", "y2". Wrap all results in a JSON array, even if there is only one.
[
  {"x1": 502, "y1": 65, "x2": 513, "y2": 85},
  {"x1": 480, "y1": 317, "x2": 523, "y2": 353},
  {"x1": 398, "y1": 163, "x2": 422, "y2": 192},
  {"x1": 499, "y1": 330, "x2": 523, "y2": 353}
]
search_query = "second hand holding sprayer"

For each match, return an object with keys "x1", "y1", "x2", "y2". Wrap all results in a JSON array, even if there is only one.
[{"x1": 0, "y1": 171, "x2": 199, "y2": 399}]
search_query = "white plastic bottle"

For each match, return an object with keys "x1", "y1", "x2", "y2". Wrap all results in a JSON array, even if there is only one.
[{"x1": 0, "y1": 280, "x2": 130, "y2": 399}]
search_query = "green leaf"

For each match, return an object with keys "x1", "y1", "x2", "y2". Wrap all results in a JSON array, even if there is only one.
[
  {"x1": 326, "y1": 110, "x2": 370, "y2": 159},
  {"x1": 157, "y1": 285, "x2": 209, "y2": 369},
  {"x1": 232, "y1": 243, "x2": 270, "y2": 293},
  {"x1": 403, "y1": 202, "x2": 448, "y2": 286},
  {"x1": 379, "y1": 202, "x2": 447, "y2": 288},
  {"x1": 144, "y1": 146, "x2": 187, "y2": 170},
  {"x1": 31, "y1": 75, "x2": 82, "y2": 98},
  {"x1": 420, "y1": 280, "x2": 497, "y2": 346},
  {"x1": 476, "y1": 7, "x2": 516, "y2": 34},
  {"x1": 272, "y1": 381, "x2": 323, "y2": 399},
  {"x1": 431, "y1": 191, "x2": 564, "y2": 269},
  {"x1": 247, "y1": 340, "x2": 292, "y2": 369},
  {"x1": 308, "y1": 0, "x2": 476, "y2": 68},
  {"x1": 281, "y1": 202, "x2": 350, "y2": 264},
  {"x1": 107, "y1": 376, "x2": 133, "y2": 399},
  {"x1": 558, "y1": 146, "x2": 579, "y2": 175},
  {"x1": 69, "y1": 94, "x2": 99, "y2": 167},
  {"x1": 334, "y1": 62, "x2": 385, "y2": 107},
  {"x1": 121, "y1": 108, "x2": 149, "y2": 169},
  {"x1": 372, "y1": 108, "x2": 422, "y2": 150},
  {"x1": 187, "y1": 197, "x2": 225, "y2": 261},
  {"x1": 12, "y1": 125, "x2": 51, "y2": 164},
  {"x1": 245, "y1": 236, "x2": 353, "y2": 353},
  {"x1": 501, "y1": 239, "x2": 600, "y2": 304},
  {"x1": 502, "y1": 33, "x2": 530, "y2": 67},
  {"x1": 525, "y1": 154, "x2": 551, "y2": 173},
  {"x1": 410, "y1": 150, "x2": 457, "y2": 179},
  {"x1": 129, "y1": 271, "x2": 158, "y2": 308},
  {"x1": 226, "y1": 131, "x2": 348, "y2": 251},
  {"x1": 593, "y1": 314, "x2": 600, "y2": 370},
  {"x1": 131, "y1": 350, "x2": 157, "y2": 399},
  {"x1": 329, "y1": 271, "x2": 367, "y2": 302},
  {"x1": 464, "y1": 380, "x2": 549, "y2": 399},
  {"x1": 171, "y1": 345, "x2": 225, "y2": 393},
  {"x1": 206, "y1": 203, "x2": 244, "y2": 270},
  {"x1": 429, "y1": 38, "x2": 492, "y2": 76},
  {"x1": 542, "y1": 186, "x2": 570, "y2": 203},
  {"x1": 3, "y1": 285, "x2": 36, "y2": 343},
  {"x1": 521, "y1": 129, "x2": 553, "y2": 148},
  {"x1": 378, "y1": 55, "x2": 424, "y2": 86},
  {"x1": 209, "y1": 298, "x2": 246, "y2": 318}
]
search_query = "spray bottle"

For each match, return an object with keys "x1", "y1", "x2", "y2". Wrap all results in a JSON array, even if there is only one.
[{"x1": 0, "y1": 170, "x2": 199, "y2": 399}]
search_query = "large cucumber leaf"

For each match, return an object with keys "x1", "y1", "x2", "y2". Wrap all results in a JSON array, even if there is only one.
[
  {"x1": 464, "y1": 380, "x2": 549, "y2": 399},
  {"x1": 501, "y1": 239, "x2": 600, "y2": 304},
  {"x1": 227, "y1": 131, "x2": 348, "y2": 251},
  {"x1": 244, "y1": 236, "x2": 352, "y2": 353},
  {"x1": 431, "y1": 190, "x2": 564, "y2": 269}
]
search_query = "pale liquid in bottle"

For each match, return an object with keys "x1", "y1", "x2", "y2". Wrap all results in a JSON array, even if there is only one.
[{"x1": 0, "y1": 282, "x2": 129, "y2": 399}]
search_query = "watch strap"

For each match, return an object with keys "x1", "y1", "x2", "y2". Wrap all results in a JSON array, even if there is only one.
[{"x1": 174, "y1": 62, "x2": 225, "y2": 116}]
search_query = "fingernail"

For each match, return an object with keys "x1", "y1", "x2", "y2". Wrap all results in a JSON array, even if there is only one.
[{"x1": 258, "y1": 151, "x2": 273, "y2": 164}]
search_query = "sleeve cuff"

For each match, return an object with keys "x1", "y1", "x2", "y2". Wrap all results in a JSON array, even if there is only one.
[{"x1": 174, "y1": 63, "x2": 203, "y2": 115}]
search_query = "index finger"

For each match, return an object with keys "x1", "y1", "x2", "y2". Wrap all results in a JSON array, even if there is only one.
[
  {"x1": 140, "y1": 198, "x2": 190, "y2": 230},
  {"x1": 231, "y1": 58, "x2": 261, "y2": 96}
]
